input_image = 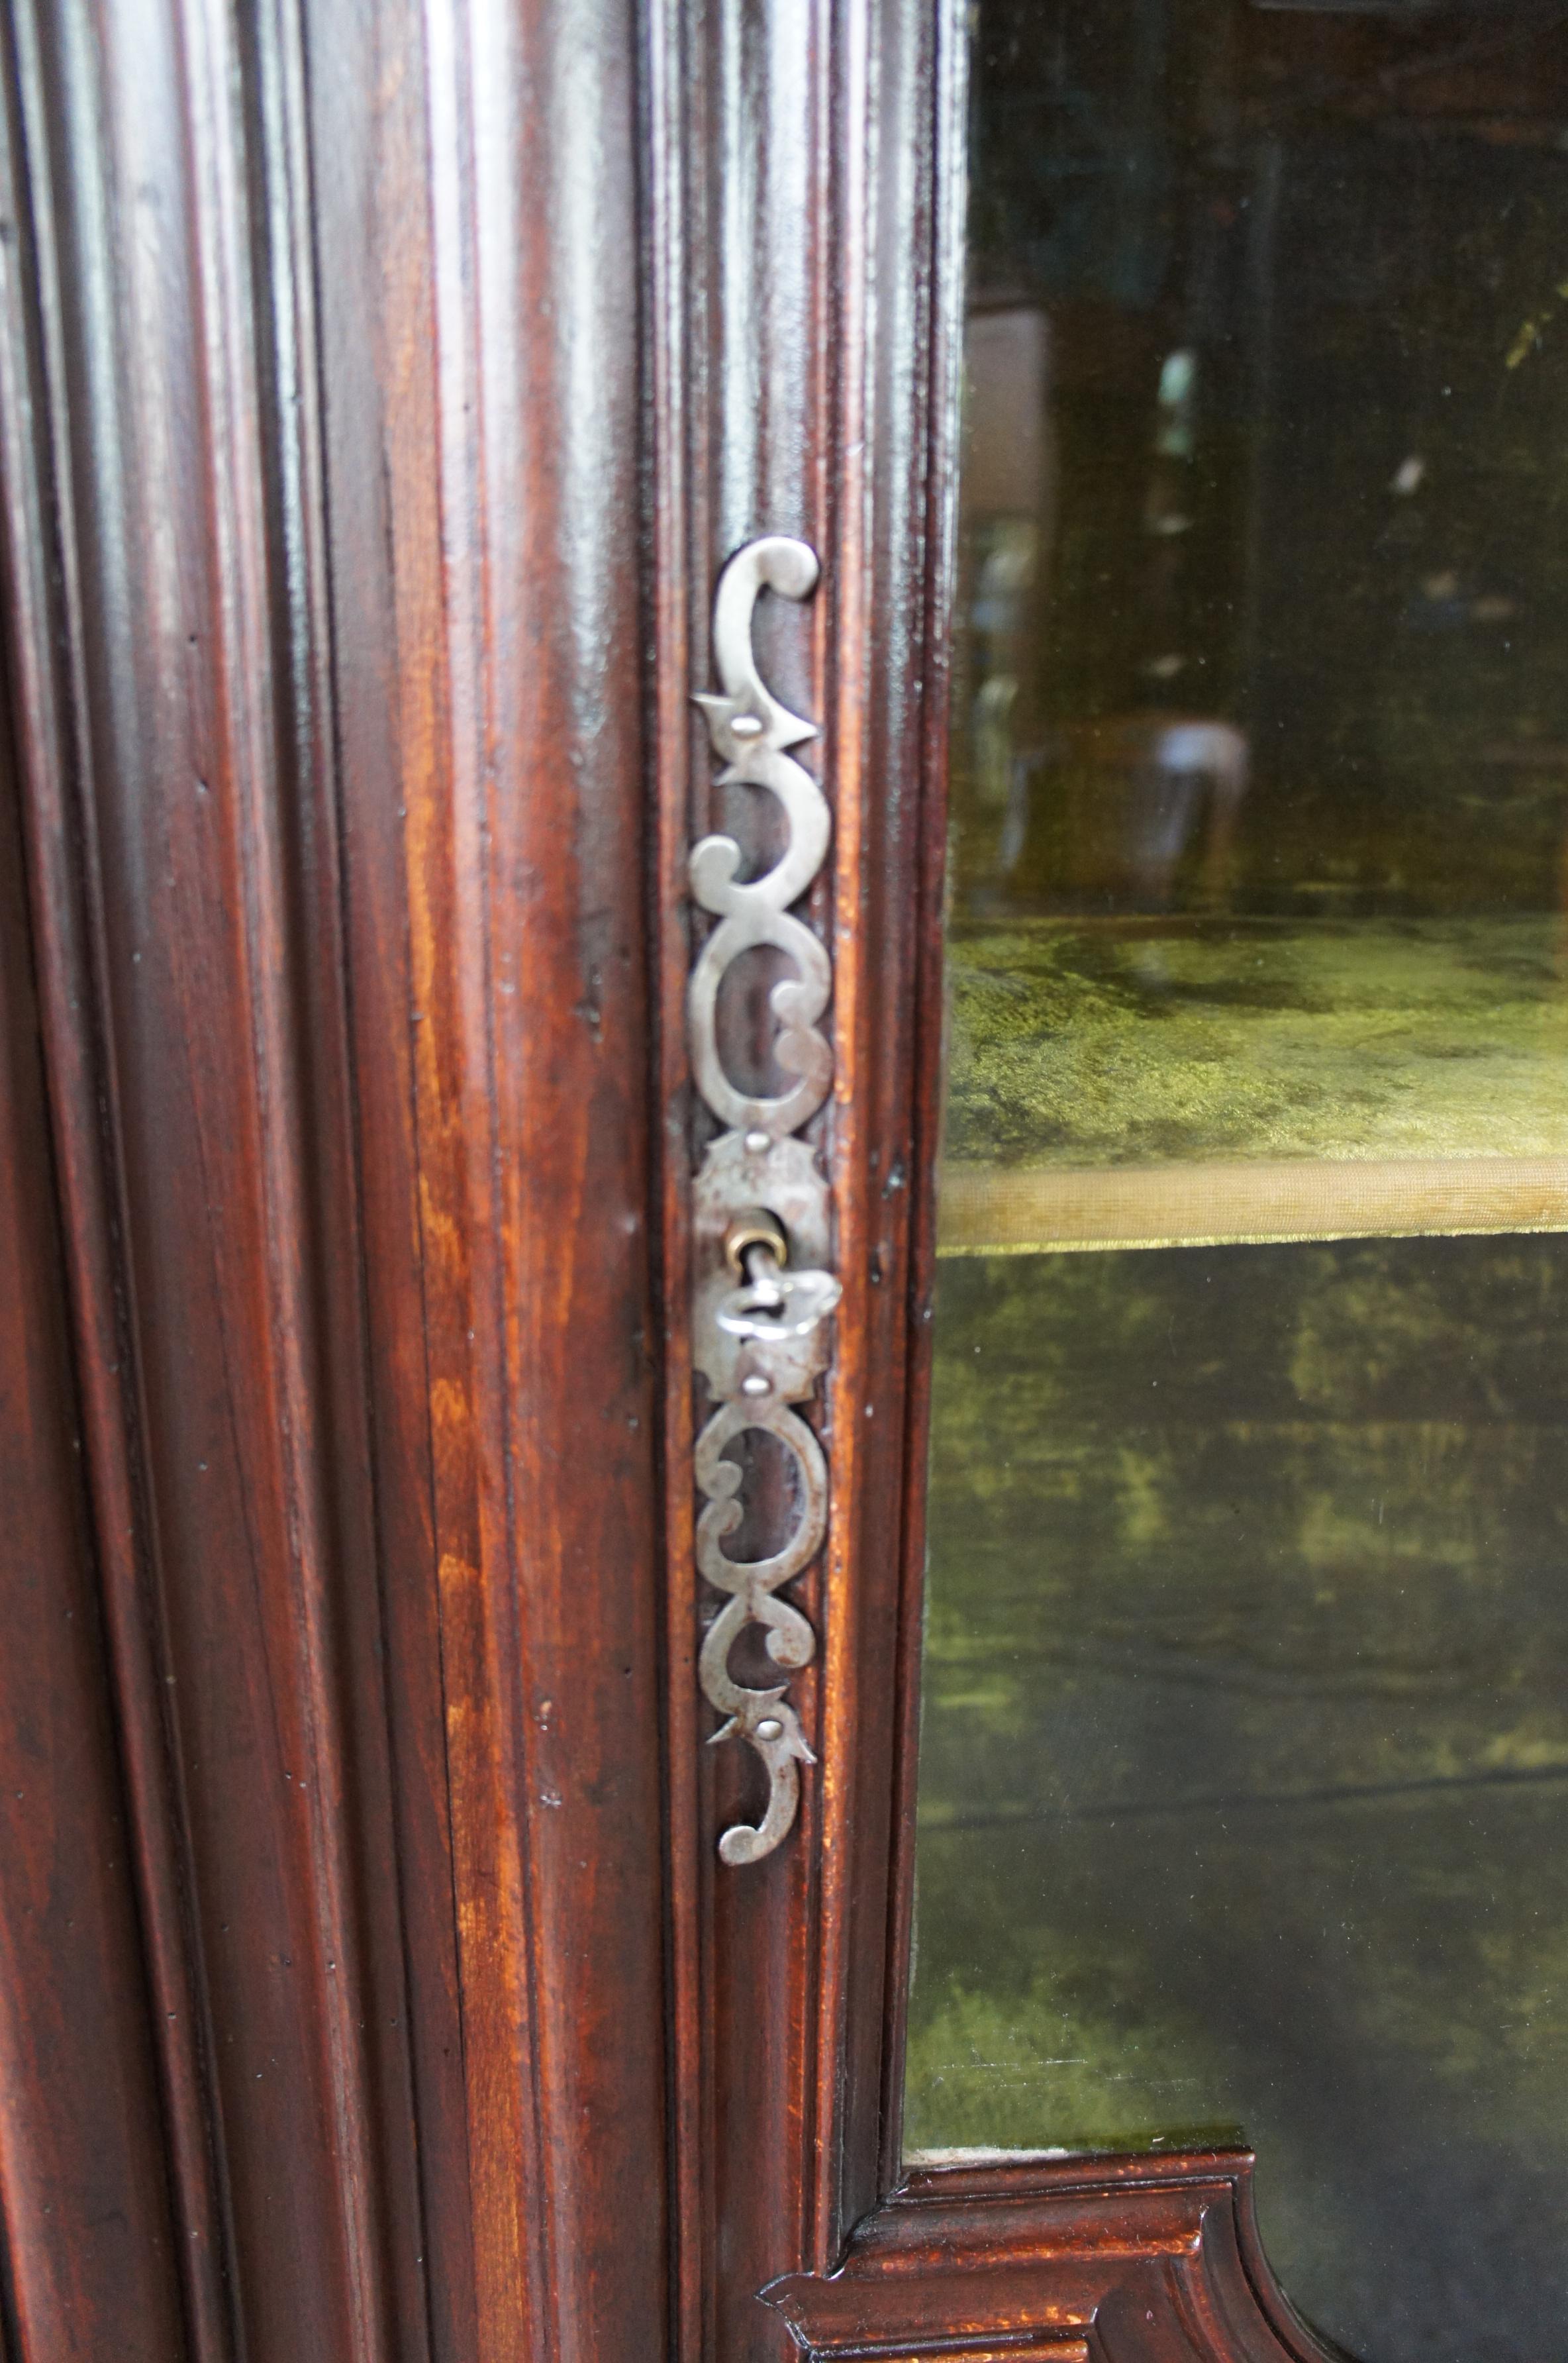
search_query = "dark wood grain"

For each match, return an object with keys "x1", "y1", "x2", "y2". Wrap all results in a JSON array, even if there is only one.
[
  {"x1": 0, "y1": 0, "x2": 426, "y2": 2348},
  {"x1": 0, "y1": 14, "x2": 236, "y2": 2350},
  {"x1": 0, "y1": 649, "x2": 190, "y2": 2363},
  {"x1": 647, "y1": 0, "x2": 975, "y2": 2352},
  {"x1": 0, "y1": 0, "x2": 667, "y2": 2351},
  {"x1": 307, "y1": 0, "x2": 671, "y2": 2357},
  {"x1": 0, "y1": 2, "x2": 1387, "y2": 2358},
  {"x1": 764, "y1": 2153, "x2": 1340, "y2": 2363}
]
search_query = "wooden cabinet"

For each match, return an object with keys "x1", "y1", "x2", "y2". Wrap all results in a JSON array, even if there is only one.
[{"x1": 0, "y1": 1, "x2": 1540, "y2": 2358}]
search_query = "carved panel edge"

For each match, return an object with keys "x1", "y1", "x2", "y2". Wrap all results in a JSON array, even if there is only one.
[{"x1": 760, "y1": 2152, "x2": 1344, "y2": 2363}]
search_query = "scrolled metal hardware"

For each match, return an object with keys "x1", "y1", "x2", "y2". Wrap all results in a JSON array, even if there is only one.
[
  {"x1": 689, "y1": 535, "x2": 832, "y2": 1138},
  {"x1": 716, "y1": 1255, "x2": 842, "y2": 1342},
  {"x1": 689, "y1": 536, "x2": 836, "y2": 1866},
  {"x1": 695, "y1": 1399, "x2": 824, "y2": 1868}
]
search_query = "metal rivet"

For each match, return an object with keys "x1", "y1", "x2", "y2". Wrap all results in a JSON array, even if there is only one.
[
  {"x1": 741, "y1": 1372, "x2": 771, "y2": 1397},
  {"x1": 756, "y1": 1717, "x2": 783, "y2": 1742},
  {"x1": 744, "y1": 1129, "x2": 770, "y2": 1154},
  {"x1": 730, "y1": 715, "x2": 763, "y2": 738}
]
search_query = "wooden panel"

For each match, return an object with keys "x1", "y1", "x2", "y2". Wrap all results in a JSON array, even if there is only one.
[
  {"x1": 647, "y1": 0, "x2": 969, "y2": 2352},
  {"x1": 0, "y1": 0, "x2": 424, "y2": 2349},
  {"x1": 0, "y1": 667, "x2": 189, "y2": 2361},
  {"x1": 0, "y1": 0, "x2": 667, "y2": 2354},
  {"x1": 306, "y1": 0, "x2": 671, "y2": 2356}
]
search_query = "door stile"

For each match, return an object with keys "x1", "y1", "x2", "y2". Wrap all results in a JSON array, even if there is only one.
[
  {"x1": 646, "y1": 0, "x2": 965, "y2": 2350},
  {"x1": 646, "y1": 5, "x2": 835, "y2": 2354},
  {"x1": 309, "y1": 0, "x2": 675, "y2": 2357}
]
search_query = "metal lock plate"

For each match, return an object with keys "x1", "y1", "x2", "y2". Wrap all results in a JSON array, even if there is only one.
[
  {"x1": 685, "y1": 536, "x2": 838, "y2": 1866},
  {"x1": 692, "y1": 1131, "x2": 832, "y2": 1405}
]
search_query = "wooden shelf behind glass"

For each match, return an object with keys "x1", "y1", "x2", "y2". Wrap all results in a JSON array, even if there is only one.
[
  {"x1": 941, "y1": 915, "x2": 1568, "y2": 1250},
  {"x1": 939, "y1": 1150, "x2": 1568, "y2": 1254}
]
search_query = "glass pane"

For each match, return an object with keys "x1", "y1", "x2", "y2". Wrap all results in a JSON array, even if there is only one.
[{"x1": 910, "y1": 7, "x2": 1568, "y2": 2359}]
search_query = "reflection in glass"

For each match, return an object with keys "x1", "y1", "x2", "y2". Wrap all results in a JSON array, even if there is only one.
[{"x1": 910, "y1": 6, "x2": 1568, "y2": 2359}]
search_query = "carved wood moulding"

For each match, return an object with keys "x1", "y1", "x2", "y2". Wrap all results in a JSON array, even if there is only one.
[
  {"x1": 0, "y1": 0, "x2": 669, "y2": 2356},
  {"x1": 765, "y1": 2153, "x2": 1338, "y2": 2363}
]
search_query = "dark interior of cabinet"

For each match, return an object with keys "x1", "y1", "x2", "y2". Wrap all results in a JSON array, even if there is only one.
[{"x1": 911, "y1": 11, "x2": 1568, "y2": 2363}]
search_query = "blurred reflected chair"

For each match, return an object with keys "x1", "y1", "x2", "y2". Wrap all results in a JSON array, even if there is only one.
[{"x1": 1002, "y1": 713, "x2": 1250, "y2": 910}]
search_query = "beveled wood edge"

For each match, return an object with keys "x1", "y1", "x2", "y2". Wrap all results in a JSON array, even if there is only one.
[
  {"x1": 937, "y1": 1152, "x2": 1568, "y2": 1255},
  {"x1": 760, "y1": 2153, "x2": 1348, "y2": 2363},
  {"x1": 875, "y1": 0, "x2": 971, "y2": 2203}
]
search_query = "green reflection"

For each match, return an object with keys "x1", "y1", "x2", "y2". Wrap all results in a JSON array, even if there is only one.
[
  {"x1": 945, "y1": 915, "x2": 1568, "y2": 1172},
  {"x1": 925, "y1": 1, "x2": 1568, "y2": 2352},
  {"x1": 910, "y1": 1242, "x2": 1568, "y2": 2353}
]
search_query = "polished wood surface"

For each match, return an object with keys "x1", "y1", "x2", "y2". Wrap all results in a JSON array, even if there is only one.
[
  {"x1": 0, "y1": 1, "x2": 1398, "y2": 2359},
  {"x1": 0, "y1": 0, "x2": 664, "y2": 2353},
  {"x1": 765, "y1": 2151, "x2": 1336, "y2": 2363},
  {"x1": 311, "y1": 0, "x2": 669, "y2": 2350},
  {"x1": 645, "y1": 0, "x2": 970, "y2": 2350},
  {"x1": 0, "y1": 666, "x2": 189, "y2": 2362}
]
